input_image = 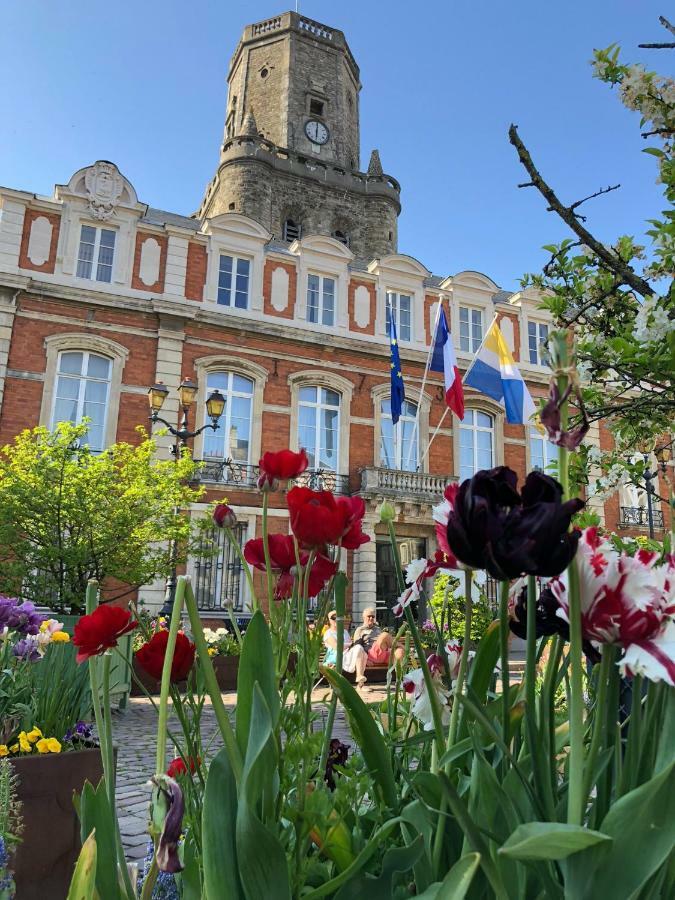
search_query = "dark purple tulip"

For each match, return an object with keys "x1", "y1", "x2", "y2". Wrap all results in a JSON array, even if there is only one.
[
  {"x1": 540, "y1": 382, "x2": 589, "y2": 450},
  {"x1": 510, "y1": 582, "x2": 600, "y2": 663},
  {"x1": 154, "y1": 776, "x2": 185, "y2": 874},
  {"x1": 324, "y1": 739, "x2": 349, "y2": 791},
  {"x1": 446, "y1": 467, "x2": 584, "y2": 580}
]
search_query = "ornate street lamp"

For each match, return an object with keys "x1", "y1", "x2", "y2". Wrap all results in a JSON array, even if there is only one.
[
  {"x1": 637, "y1": 438, "x2": 672, "y2": 540},
  {"x1": 147, "y1": 379, "x2": 225, "y2": 614}
]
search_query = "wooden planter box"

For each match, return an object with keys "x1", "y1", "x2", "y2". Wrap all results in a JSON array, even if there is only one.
[{"x1": 12, "y1": 747, "x2": 105, "y2": 900}]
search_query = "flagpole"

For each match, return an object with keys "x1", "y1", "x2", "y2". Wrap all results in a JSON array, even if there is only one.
[
  {"x1": 404, "y1": 300, "x2": 443, "y2": 470},
  {"x1": 417, "y1": 313, "x2": 499, "y2": 468}
]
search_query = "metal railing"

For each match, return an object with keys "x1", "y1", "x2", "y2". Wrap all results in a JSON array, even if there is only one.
[
  {"x1": 360, "y1": 466, "x2": 453, "y2": 500},
  {"x1": 193, "y1": 522, "x2": 248, "y2": 613},
  {"x1": 195, "y1": 459, "x2": 350, "y2": 494},
  {"x1": 620, "y1": 506, "x2": 664, "y2": 530}
]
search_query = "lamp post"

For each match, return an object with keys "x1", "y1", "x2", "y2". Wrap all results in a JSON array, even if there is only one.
[
  {"x1": 148, "y1": 379, "x2": 225, "y2": 615},
  {"x1": 638, "y1": 440, "x2": 672, "y2": 540}
]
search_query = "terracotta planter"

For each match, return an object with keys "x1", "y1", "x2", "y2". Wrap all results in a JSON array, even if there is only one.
[{"x1": 12, "y1": 747, "x2": 104, "y2": 900}]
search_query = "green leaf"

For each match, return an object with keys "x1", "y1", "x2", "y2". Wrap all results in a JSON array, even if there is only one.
[
  {"x1": 458, "y1": 620, "x2": 500, "y2": 740},
  {"x1": 77, "y1": 779, "x2": 119, "y2": 900},
  {"x1": 654, "y1": 689, "x2": 675, "y2": 774},
  {"x1": 236, "y1": 685, "x2": 290, "y2": 900},
  {"x1": 333, "y1": 835, "x2": 424, "y2": 899},
  {"x1": 415, "y1": 853, "x2": 481, "y2": 899},
  {"x1": 235, "y1": 610, "x2": 280, "y2": 756},
  {"x1": 202, "y1": 749, "x2": 244, "y2": 900},
  {"x1": 66, "y1": 829, "x2": 98, "y2": 900},
  {"x1": 499, "y1": 822, "x2": 611, "y2": 860},
  {"x1": 323, "y1": 668, "x2": 398, "y2": 808}
]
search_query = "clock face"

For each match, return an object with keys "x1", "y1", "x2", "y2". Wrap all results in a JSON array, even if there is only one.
[{"x1": 305, "y1": 119, "x2": 329, "y2": 145}]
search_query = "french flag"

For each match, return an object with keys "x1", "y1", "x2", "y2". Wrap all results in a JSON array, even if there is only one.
[{"x1": 430, "y1": 307, "x2": 464, "y2": 420}]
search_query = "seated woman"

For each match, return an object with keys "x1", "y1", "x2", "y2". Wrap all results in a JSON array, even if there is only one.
[
  {"x1": 342, "y1": 607, "x2": 404, "y2": 687},
  {"x1": 322, "y1": 611, "x2": 352, "y2": 668}
]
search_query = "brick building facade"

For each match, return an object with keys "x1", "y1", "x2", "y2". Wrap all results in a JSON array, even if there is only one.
[{"x1": 0, "y1": 12, "x2": 668, "y2": 618}]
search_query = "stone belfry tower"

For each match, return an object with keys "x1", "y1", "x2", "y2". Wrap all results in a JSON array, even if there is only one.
[{"x1": 197, "y1": 11, "x2": 401, "y2": 259}]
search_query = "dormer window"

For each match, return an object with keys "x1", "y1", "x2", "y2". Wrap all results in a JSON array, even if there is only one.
[
  {"x1": 283, "y1": 219, "x2": 301, "y2": 242},
  {"x1": 528, "y1": 321, "x2": 549, "y2": 365},
  {"x1": 76, "y1": 225, "x2": 116, "y2": 283},
  {"x1": 333, "y1": 230, "x2": 349, "y2": 247},
  {"x1": 386, "y1": 291, "x2": 412, "y2": 342},
  {"x1": 307, "y1": 274, "x2": 335, "y2": 326},
  {"x1": 459, "y1": 306, "x2": 483, "y2": 353}
]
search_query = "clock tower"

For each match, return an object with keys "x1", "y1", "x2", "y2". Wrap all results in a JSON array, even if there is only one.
[{"x1": 197, "y1": 11, "x2": 401, "y2": 259}]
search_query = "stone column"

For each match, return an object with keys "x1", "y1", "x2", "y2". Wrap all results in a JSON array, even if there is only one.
[
  {"x1": 0, "y1": 288, "x2": 17, "y2": 414},
  {"x1": 0, "y1": 197, "x2": 25, "y2": 273},
  {"x1": 352, "y1": 519, "x2": 377, "y2": 620}
]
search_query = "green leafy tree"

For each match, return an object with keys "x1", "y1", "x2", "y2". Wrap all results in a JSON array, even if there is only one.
[
  {"x1": 428, "y1": 573, "x2": 494, "y2": 645},
  {"x1": 509, "y1": 17, "x2": 674, "y2": 450},
  {"x1": 0, "y1": 422, "x2": 204, "y2": 613}
]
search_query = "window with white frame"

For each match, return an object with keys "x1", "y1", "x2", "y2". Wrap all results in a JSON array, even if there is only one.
[
  {"x1": 307, "y1": 274, "x2": 335, "y2": 326},
  {"x1": 217, "y1": 254, "x2": 250, "y2": 309},
  {"x1": 202, "y1": 372, "x2": 253, "y2": 463},
  {"x1": 50, "y1": 351, "x2": 111, "y2": 452},
  {"x1": 380, "y1": 399, "x2": 418, "y2": 470},
  {"x1": 76, "y1": 225, "x2": 116, "y2": 283},
  {"x1": 386, "y1": 292, "x2": 412, "y2": 342},
  {"x1": 298, "y1": 386, "x2": 340, "y2": 471},
  {"x1": 459, "y1": 306, "x2": 483, "y2": 353},
  {"x1": 529, "y1": 427, "x2": 558, "y2": 473},
  {"x1": 459, "y1": 410, "x2": 494, "y2": 482},
  {"x1": 528, "y1": 321, "x2": 549, "y2": 365}
]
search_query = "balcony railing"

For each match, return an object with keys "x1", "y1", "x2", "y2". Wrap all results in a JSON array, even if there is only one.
[
  {"x1": 195, "y1": 459, "x2": 350, "y2": 494},
  {"x1": 620, "y1": 506, "x2": 664, "y2": 530},
  {"x1": 359, "y1": 466, "x2": 454, "y2": 501}
]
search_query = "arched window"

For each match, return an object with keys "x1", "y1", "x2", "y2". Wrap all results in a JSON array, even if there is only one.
[
  {"x1": 283, "y1": 219, "x2": 301, "y2": 242},
  {"x1": 50, "y1": 351, "x2": 112, "y2": 452},
  {"x1": 530, "y1": 426, "x2": 558, "y2": 473},
  {"x1": 202, "y1": 372, "x2": 254, "y2": 464},
  {"x1": 380, "y1": 399, "x2": 418, "y2": 470},
  {"x1": 298, "y1": 386, "x2": 340, "y2": 471},
  {"x1": 459, "y1": 410, "x2": 494, "y2": 482}
]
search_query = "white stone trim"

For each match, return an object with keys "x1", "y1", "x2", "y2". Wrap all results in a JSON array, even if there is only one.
[{"x1": 39, "y1": 331, "x2": 129, "y2": 447}]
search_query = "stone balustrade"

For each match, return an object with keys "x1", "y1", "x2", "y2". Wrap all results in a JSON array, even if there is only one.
[{"x1": 359, "y1": 467, "x2": 454, "y2": 501}]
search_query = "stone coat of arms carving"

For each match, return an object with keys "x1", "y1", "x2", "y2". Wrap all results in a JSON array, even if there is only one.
[{"x1": 85, "y1": 161, "x2": 124, "y2": 220}]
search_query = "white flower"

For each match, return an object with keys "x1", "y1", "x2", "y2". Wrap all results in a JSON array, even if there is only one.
[
  {"x1": 405, "y1": 558, "x2": 428, "y2": 587},
  {"x1": 402, "y1": 667, "x2": 451, "y2": 731},
  {"x1": 393, "y1": 585, "x2": 419, "y2": 618},
  {"x1": 619, "y1": 619, "x2": 675, "y2": 686}
]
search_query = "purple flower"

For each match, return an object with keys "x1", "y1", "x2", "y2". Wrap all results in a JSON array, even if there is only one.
[
  {"x1": 154, "y1": 776, "x2": 185, "y2": 874},
  {"x1": 446, "y1": 467, "x2": 584, "y2": 580},
  {"x1": 12, "y1": 637, "x2": 41, "y2": 661},
  {"x1": 540, "y1": 382, "x2": 590, "y2": 450},
  {"x1": 325, "y1": 739, "x2": 350, "y2": 791},
  {"x1": 0, "y1": 596, "x2": 45, "y2": 635},
  {"x1": 64, "y1": 721, "x2": 94, "y2": 743}
]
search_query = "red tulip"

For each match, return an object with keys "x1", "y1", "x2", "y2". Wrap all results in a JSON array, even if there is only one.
[
  {"x1": 166, "y1": 755, "x2": 200, "y2": 778},
  {"x1": 244, "y1": 534, "x2": 297, "y2": 572},
  {"x1": 336, "y1": 496, "x2": 370, "y2": 550},
  {"x1": 258, "y1": 448, "x2": 309, "y2": 489},
  {"x1": 135, "y1": 630, "x2": 195, "y2": 682},
  {"x1": 213, "y1": 503, "x2": 237, "y2": 528},
  {"x1": 287, "y1": 487, "x2": 352, "y2": 548},
  {"x1": 73, "y1": 605, "x2": 137, "y2": 664}
]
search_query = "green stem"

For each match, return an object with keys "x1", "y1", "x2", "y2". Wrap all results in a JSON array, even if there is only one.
[
  {"x1": 525, "y1": 576, "x2": 537, "y2": 721},
  {"x1": 183, "y1": 577, "x2": 243, "y2": 783},
  {"x1": 583, "y1": 645, "x2": 612, "y2": 807},
  {"x1": 541, "y1": 635, "x2": 564, "y2": 798},
  {"x1": 447, "y1": 569, "x2": 473, "y2": 749},
  {"x1": 224, "y1": 524, "x2": 258, "y2": 614},
  {"x1": 155, "y1": 578, "x2": 185, "y2": 775},
  {"x1": 318, "y1": 572, "x2": 348, "y2": 779},
  {"x1": 261, "y1": 490, "x2": 275, "y2": 609},
  {"x1": 499, "y1": 580, "x2": 511, "y2": 747},
  {"x1": 566, "y1": 556, "x2": 585, "y2": 825}
]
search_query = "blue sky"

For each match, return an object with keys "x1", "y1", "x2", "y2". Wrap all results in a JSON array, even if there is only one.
[{"x1": 0, "y1": 1, "x2": 668, "y2": 289}]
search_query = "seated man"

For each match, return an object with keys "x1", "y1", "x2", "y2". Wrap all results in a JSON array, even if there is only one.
[
  {"x1": 342, "y1": 607, "x2": 404, "y2": 687},
  {"x1": 322, "y1": 610, "x2": 352, "y2": 667}
]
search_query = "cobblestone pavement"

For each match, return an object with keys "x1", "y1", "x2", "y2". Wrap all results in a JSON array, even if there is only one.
[{"x1": 112, "y1": 686, "x2": 387, "y2": 862}]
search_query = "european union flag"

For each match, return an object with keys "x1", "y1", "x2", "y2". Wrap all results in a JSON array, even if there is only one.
[{"x1": 389, "y1": 314, "x2": 406, "y2": 425}]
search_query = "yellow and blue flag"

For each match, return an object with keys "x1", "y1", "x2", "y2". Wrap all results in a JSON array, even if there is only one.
[
  {"x1": 464, "y1": 319, "x2": 536, "y2": 425},
  {"x1": 389, "y1": 315, "x2": 406, "y2": 424}
]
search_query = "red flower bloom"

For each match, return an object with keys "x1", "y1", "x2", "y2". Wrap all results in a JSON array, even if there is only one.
[
  {"x1": 213, "y1": 503, "x2": 237, "y2": 528},
  {"x1": 166, "y1": 755, "x2": 200, "y2": 778},
  {"x1": 258, "y1": 448, "x2": 309, "y2": 489},
  {"x1": 244, "y1": 533, "x2": 297, "y2": 571},
  {"x1": 136, "y1": 631, "x2": 196, "y2": 682},
  {"x1": 306, "y1": 553, "x2": 339, "y2": 597},
  {"x1": 73, "y1": 605, "x2": 137, "y2": 664},
  {"x1": 287, "y1": 487, "x2": 352, "y2": 548},
  {"x1": 336, "y1": 496, "x2": 370, "y2": 550}
]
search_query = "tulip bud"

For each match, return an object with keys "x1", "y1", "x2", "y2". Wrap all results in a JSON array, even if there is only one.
[
  {"x1": 213, "y1": 503, "x2": 237, "y2": 528},
  {"x1": 256, "y1": 472, "x2": 279, "y2": 491},
  {"x1": 378, "y1": 500, "x2": 396, "y2": 523}
]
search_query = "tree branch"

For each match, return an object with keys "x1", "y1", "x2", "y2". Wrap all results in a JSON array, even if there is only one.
[
  {"x1": 508, "y1": 124, "x2": 655, "y2": 299},
  {"x1": 568, "y1": 184, "x2": 621, "y2": 221},
  {"x1": 637, "y1": 41, "x2": 675, "y2": 49}
]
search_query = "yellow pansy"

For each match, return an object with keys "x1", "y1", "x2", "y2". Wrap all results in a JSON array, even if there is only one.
[
  {"x1": 36, "y1": 737, "x2": 62, "y2": 754},
  {"x1": 51, "y1": 631, "x2": 70, "y2": 643},
  {"x1": 39, "y1": 620, "x2": 50, "y2": 632},
  {"x1": 26, "y1": 727, "x2": 43, "y2": 743},
  {"x1": 19, "y1": 732, "x2": 32, "y2": 753},
  {"x1": 0, "y1": 745, "x2": 8, "y2": 757},
  {"x1": 207, "y1": 647, "x2": 218, "y2": 657},
  {"x1": 9, "y1": 744, "x2": 19, "y2": 754}
]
